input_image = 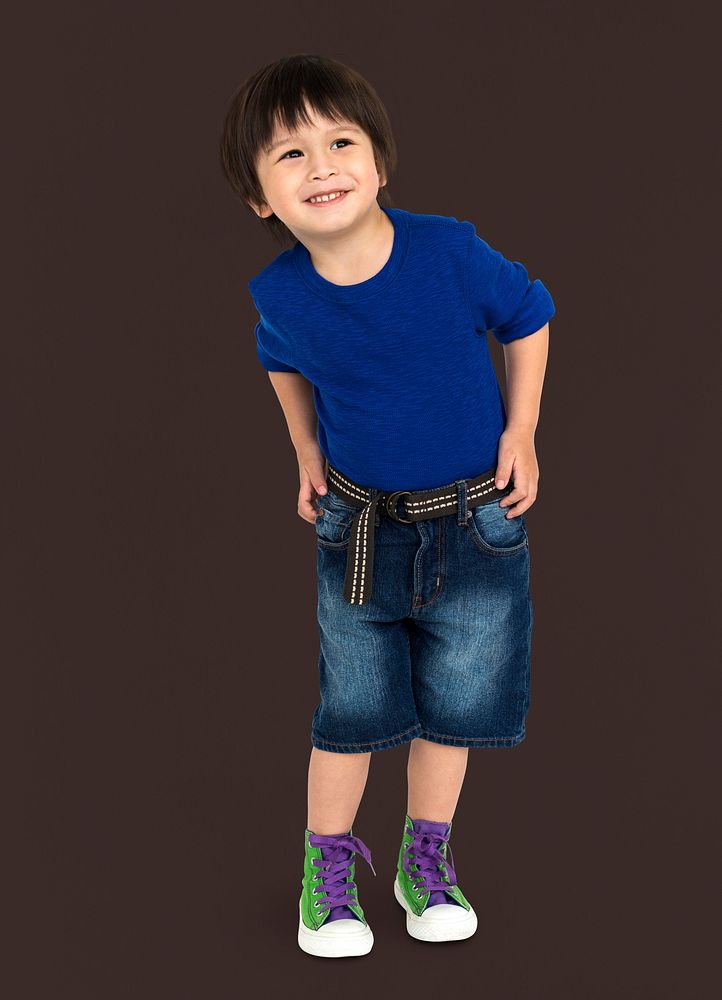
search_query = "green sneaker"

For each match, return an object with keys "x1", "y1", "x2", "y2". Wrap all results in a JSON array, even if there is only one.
[
  {"x1": 298, "y1": 827, "x2": 376, "y2": 958},
  {"x1": 394, "y1": 813, "x2": 478, "y2": 942}
]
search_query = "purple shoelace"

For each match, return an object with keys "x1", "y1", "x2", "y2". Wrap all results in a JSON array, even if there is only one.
[
  {"x1": 308, "y1": 832, "x2": 376, "y2": 922},
  {"x1": 403, "y1": 819, "x2": 462, "y2": 906}
]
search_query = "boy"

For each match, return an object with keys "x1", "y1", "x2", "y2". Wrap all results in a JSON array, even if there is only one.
[{"x1": 220, "y1": 54, "x2": 554, "y2": 958}]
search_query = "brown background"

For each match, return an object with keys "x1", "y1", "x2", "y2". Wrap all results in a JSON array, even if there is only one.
[{"x1": 6, "y1": 1, "x2": 719, "y2": 997}]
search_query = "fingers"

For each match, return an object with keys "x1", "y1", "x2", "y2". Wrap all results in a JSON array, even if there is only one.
[
  {"x1": 499, "y1": 480, "x2": 537, "y2": 517},
  {"x1": 298, "y1": 463, "x2": 329, "y2": 524},
  {"x1": 496, "y1": 446, "x2": 538, "y2": 516},
  {"x1": 494, "y1": 462, "x2": 513, "y2": 491},
  {"x1": 497, "y1": 464, "x2": 535, "y2": 517}
]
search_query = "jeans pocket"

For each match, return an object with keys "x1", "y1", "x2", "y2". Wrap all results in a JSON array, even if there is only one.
[
  {"x1": 466, "y1": 499, "x2": 528, "y2": 555},
  {"x1": 315, "y1": 491, "x2": 357, "y2": 549}
]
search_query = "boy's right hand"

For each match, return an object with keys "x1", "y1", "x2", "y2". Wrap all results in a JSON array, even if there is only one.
[{"x1": 297, "y1": 452, "x2": 328, "y2": 524}]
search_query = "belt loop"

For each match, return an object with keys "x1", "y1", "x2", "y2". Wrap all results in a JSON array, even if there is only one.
[
  {"x1": 370, "y1": 485, "x2": 381, "y2": 527},
  {"x1": 456, "y1": 479, "x2": 469, "y2": 525}
]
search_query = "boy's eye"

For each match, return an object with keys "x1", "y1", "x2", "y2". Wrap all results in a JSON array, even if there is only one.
[{"x1": 279, "y1": 138, "x2": 354, "y2": 160}]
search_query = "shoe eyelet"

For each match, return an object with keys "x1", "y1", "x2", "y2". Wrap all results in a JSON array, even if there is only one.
[{"x1": 314, "y1": 900, "x2": 320, "y2": 907}]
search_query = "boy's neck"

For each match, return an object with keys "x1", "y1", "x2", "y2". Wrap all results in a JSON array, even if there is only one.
[{"x1": 300, "y1": 205, "x2": 395, "y2": 286}]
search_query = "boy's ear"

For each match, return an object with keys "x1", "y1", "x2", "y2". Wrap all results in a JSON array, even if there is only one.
[{"x1": 247, "y1": 198, "x2": 273, "y2": 219}]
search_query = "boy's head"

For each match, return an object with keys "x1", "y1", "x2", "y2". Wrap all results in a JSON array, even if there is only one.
[{"x1": 219, "y1": 54, "x2": 397, "y2": 248}]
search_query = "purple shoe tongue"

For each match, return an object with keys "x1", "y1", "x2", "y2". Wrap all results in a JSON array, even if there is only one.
[
  {"x1": 319, "y1": 842, "x2": 361, "y2": 922},
  {"x1": 411, "y1": 818, "x2": 450, "y2": 837},
  {"x1": 410, "y1": 818, "x2": 463, "y2": 907}
]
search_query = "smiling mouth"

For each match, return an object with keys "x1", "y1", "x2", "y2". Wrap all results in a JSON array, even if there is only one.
[{"x1": 305, "y1": 189, "x2": 350, "y2": 205}]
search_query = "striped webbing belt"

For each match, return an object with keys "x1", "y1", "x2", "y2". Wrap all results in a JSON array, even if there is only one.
[{"x1": 324, "y1": 462, "x2": 513, "y2": 606}]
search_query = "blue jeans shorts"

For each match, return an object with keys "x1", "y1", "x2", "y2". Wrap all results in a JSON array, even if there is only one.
[{"x1": 312, "y1": 481, "x2": 533, "y2": 753}]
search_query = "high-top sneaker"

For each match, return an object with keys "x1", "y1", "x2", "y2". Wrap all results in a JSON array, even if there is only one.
[
  {"x1": 298, "y1": 826, "x2": 376, "y2": 958},
  {"x1": 394, "y1": 813, "x2": 478, "y2": 942}
]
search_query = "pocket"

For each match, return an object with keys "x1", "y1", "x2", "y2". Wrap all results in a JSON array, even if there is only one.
[
  {"x1": 314, "y1": 490, "x2": 357, "y2": 549},
  {"x1": 466, "y1": 499, "x2": 528, "y2": 555}
]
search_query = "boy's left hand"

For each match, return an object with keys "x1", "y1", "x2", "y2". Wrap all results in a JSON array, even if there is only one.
[{"x1": 494, "y1": 429, "x2": 539, "y2": 518}]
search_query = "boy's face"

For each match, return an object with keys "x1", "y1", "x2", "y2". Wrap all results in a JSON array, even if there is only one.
[{"x1": 251, "y1": 103, "x2": 387, "y2": 239}]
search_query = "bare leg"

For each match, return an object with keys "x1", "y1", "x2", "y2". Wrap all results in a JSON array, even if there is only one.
[
  {"x1": 307, "y1": 747, "x2": 371, "y2": 834},
  {"x1": 407, "y1": 738, "x2": 469, "y2": 822}
]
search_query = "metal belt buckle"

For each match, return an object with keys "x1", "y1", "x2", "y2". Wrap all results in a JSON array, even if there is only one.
[{"x1": 385, "y1": 490, "x2": 413, "y2": 523}]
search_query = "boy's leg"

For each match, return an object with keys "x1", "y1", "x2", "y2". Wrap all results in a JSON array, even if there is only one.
[
  {"x1": 406, "y1": 737, "x2": 468, "y2": 822},
  {"x1": 308, "y1": 747, "x2": 371, "y2": 833},
  {"x1": 299, "y1": 747, "x2": 376, "y2": 957},
  {"x1": 395, "y1": 738, "x2": 478, "y2": 941}
]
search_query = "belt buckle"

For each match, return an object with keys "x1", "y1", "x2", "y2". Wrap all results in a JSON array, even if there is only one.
[{"x1": 385, "y1": 490, "x2": 413, "y2": 523}]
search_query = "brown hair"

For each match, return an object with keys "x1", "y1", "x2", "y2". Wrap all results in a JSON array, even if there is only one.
[{"x1": 219, "y1": 54, "x2": 398, "y2": 249}]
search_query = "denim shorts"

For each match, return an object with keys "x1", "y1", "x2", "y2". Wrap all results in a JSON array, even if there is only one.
[{"x1": 312, "y1": 480, "x2": 533, "y2": 753}]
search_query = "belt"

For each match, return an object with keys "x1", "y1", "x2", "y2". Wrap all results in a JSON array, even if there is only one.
[{"x1": 324, "y1": 463, "x2": 513, "y2": 606}]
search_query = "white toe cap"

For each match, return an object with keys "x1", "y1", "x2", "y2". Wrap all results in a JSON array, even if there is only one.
[{"x1": 419, "y1": 903, "x2": 470, "y2": 922}]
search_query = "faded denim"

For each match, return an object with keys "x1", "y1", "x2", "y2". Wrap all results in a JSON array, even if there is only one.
[{"x1": 312, "y1": 479, "x2": 533, "y2": 753}]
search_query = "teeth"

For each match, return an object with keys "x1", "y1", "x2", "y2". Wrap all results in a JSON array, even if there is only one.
[{"x1": 308, "y1": 190, "x2": 346, "y2": 203}]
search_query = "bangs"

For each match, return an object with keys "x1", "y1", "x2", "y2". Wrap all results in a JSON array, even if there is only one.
[{"x1": 219, "y1": 54, "x2": 397, "y2": 249}]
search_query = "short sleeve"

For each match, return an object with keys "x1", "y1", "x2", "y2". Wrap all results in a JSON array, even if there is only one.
[
  {"x1": 253, "y1": 318, "x2": 301, "y2": 374},
  {"x1": 467, "y1": 233, "x2": 555, "y2": 344}
]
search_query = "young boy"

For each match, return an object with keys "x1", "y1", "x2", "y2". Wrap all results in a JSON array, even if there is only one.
[{"x1": 220, "y1": 54, "x2": 554, "y2": 958}]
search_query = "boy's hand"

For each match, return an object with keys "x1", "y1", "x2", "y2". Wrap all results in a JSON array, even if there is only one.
[
  {"x1": 297, "y1": 449, "x2": 328, "y2": 524},
  {"x1": 495, "y1": 428, "x2": 539, "y2": 518}
]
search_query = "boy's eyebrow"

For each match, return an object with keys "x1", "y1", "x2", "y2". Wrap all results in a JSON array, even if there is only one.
[{"x1": 265, "y1": 124, "x2": 363, "y2": 155}]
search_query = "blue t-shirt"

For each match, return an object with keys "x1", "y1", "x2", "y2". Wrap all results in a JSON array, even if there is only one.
[{"x1": 248, "y1": 206, "x2": 555, "y2": 492}]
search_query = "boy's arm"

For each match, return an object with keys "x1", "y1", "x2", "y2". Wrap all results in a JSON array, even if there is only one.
[
  {"x1": 502, "y1": 323, "x2": 549, "y2": 435},
  {"x1": 495, "y1": 323, "x2": 550, "y2": 517},
  {"x1": 266, "y1": 371, "x2": 329, "y2": 524}
]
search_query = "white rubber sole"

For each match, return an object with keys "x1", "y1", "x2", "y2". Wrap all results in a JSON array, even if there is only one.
[
  {"x1": 297, "y1": 898, "x2": 374, "y2": 958},
  {"x1": 394, "y1": 876, "x2": 478, "y2": 942}
]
